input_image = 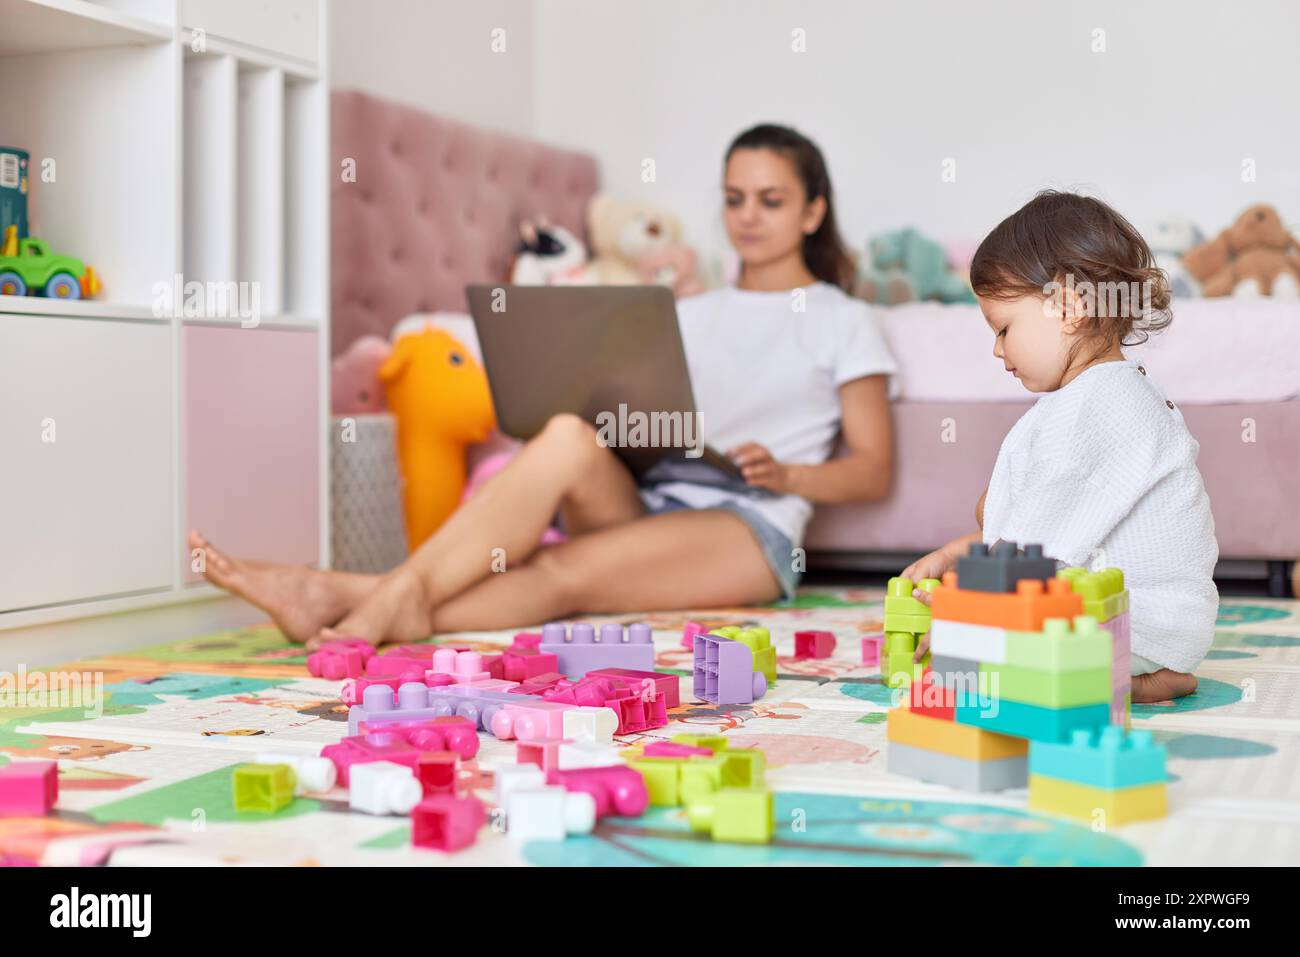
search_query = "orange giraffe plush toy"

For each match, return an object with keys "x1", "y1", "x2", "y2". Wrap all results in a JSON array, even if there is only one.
[{"x1": 379, "y1": 325, "x2": 497, "y2": 549}]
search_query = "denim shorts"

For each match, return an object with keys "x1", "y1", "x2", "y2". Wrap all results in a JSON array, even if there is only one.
[{"x1": 639, "y1": 488, "x2": 801, "y2": 602}]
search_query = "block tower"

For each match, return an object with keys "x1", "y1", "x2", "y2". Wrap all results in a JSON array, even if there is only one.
[
  {"x1": 881, "y1": 576, "x2": 940, "y2": 688},
  {"x1": 885, "y1": 542, "x2": 1166, "y2": 821}
]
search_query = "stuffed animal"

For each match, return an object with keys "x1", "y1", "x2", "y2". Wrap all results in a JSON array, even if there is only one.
[
  {"x1": 509, "y1": 218, "x2": 591, "y2": 285},
  {"x1": 380, "y1": 325, "x2": 497, "y2": 549},
  {"x1": 858, "y1": 228, "x2": 976, "y2": 305},
  {"x1": 330, "y1": 335, "x2": 392, "y2": 414},
  {"x1": 1148, "y1": 218, "x2": 1205, "y2": 299},
  {"x1": 584, "y1": 195, "x2": 685, "y2": 285},
  {"x1": 632, "y1": 244, "x2": 704, "y2": 299},
  {"x1": 1182, "y1": 204, "x2": 1300, "y2": 297}
]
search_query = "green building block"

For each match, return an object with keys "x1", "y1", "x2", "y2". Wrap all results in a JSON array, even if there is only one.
[
  {"x1": 718, "y1": 748, "x2": 765, "y2": 788},
  {"x1": 1057, "y1": 567, "x2": 1128, "y2": 621},
  {"x1": 1003, "y1": 616, "x2": 1112, "y2": 672},
  {"x1": 232, "y1": 762, "x2": 296, "y2": 813},
  {"x1": 979, "y1": 662, "x2": 1111, "y2": 708},
  {"x1": 686, "y1": 787, "x2": 774, "y2": 844},
  {"x1": 670, "y1": 733, "x2": 729, "y2": 753},
  {"x1": 883, "y1": 576, "x2": 941, "y2": 616},
  {"x1": 679, "y1": 755, "x2": 725, "y2": 802},
  {"x1": 629, "y1": 757, "x2": 685, "y2": 805},
  {"x1": 882, "y1": 611, "x2": 933, "y2": 635},
  {"x1": 733, "y1": 627, "x2": 776, "y2": 683}
]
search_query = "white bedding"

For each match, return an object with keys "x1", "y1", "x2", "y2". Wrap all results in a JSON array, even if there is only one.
[{"x1": 880, "y1": 298, "x2": 1300, "y2": 404}]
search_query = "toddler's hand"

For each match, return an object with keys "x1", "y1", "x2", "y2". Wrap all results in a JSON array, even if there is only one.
[
  {"x1": 728, "y1": 442, "x2": 793, "y2": 494},
  {"x1": 901, "y1": 546, "x2": 956, "y2": 583}
]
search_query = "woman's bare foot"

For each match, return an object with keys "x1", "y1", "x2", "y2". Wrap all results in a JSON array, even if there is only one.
[
  {"x1": 1132, "y1": 668, "x2": 1198, "y2": 704},
  {"x1": 306, "y1": 569, "x2": 436, "y2": 652},
  {"x1": 189, "y1": 530, "x2": 375, "y2": 643}
]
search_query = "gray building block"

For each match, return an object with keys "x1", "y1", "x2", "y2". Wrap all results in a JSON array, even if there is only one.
[
  {"x1": 956, "y1": 541, "x2": 1058, "y2": 593},
  {"x1": 887, "y1": 741, "x2": 1028, "y2": 792}
]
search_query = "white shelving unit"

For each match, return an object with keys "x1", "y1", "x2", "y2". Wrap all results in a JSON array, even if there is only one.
[{"x1": 0, "y1": 0, "x2": 329, "y2": 630}]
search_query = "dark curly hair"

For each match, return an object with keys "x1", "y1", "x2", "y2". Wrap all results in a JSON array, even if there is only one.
[{"x1": 970, "y1": 190, "x2": 1172, "y2": 363}]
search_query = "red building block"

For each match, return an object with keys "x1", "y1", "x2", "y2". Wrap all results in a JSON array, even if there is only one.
[
  {"x1": 412, "y1": 794, "x2": 485, "y2": 852},
  {"x1": 909, "y1": 668, "x2": 955, "y2": 721},
  {"x1": 0, "y1": 761, "x2": 58, "y2": 817},
  {"x1": 794, "y1": 630, "x2": 837, "y2": 659},
  {"x1": 415, "y1": 752, "x2": 458, "y2": 797}
]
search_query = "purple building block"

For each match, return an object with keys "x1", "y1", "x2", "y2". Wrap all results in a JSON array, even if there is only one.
[
  {"x1": 348, "y1": 682, "x2": 538, "y2": 735},
  {"x1": 539, "y1": 621, "x2": 656, "y2": 678},
  {"x1": 693, "y1": 634, "x2": 767, "y2": 705}
]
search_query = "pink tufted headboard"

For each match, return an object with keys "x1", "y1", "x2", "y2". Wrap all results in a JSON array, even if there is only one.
[{"x1": 330, "y1": 90, "x2": 600, "y2": 355}]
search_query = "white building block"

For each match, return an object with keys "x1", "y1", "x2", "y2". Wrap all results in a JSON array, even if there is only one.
[
  {"x1": 349, "y1": 761, "x2": 421, "y2": 815},
  {"x1": 505, "y1": 786, "x2": 596, "y2": 842},
  {"x1": 562, "y1": 706, "x2": 619, "y2": 744}
]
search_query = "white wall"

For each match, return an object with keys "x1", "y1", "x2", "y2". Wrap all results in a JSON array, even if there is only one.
[
  {"x1": 534, "y1": 0, "x2": 1300, "y2": 265},
  {"x1": 330, "y1": 0, "x2": 535, "y2": 136}
]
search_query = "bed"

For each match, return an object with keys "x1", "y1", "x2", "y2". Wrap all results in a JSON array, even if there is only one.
[{"x1": 330, "y1": 90, "x2": 1300, "y2": 592}]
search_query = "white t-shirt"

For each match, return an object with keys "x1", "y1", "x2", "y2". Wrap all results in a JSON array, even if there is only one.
[
  {"x1": 983, "y1": 358, "x2": 1219, "y2": 673},
  {"x1": 647, "y1": 282, "x2": 898, "y2": 544}
]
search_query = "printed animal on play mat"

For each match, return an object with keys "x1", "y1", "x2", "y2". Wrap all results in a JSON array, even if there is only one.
[
  {"x1": 381, "y1": 325, "x2": 497, "y2": 549},
  {"x1": 0, "y1": 736, "x2": 148, "y2": 762},
  {"x1": 101, "y1": 674, "x2": 284, "y2": 706}
]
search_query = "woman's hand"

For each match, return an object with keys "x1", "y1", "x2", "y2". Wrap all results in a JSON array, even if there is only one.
[{"x1": 729, "y1": 442, "x2": 794, "y2": 494}]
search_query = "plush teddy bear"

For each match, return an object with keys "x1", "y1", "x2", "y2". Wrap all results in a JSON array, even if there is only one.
[
  {"x1": 330, "y1": 335, "x2": 392, "y2": 414},
  {"x1": 508, "y1": 218, "x2": 591, "y2": 285},
  {"x1": 1148, "y1": 218, "x2": 1205, "y2": 299},
  {"x1": 1182, "y1": 204, "x2": 1300, "y2": 297},
  {"x1": 584, "y1": 194, "x2": 685, "y2": 285},
  {"x1": 632, "y1": 244, "x2": 705, "y2": 299},
  {"x1": 857, "y1": 228, "x2": 975, "y2": 305}
]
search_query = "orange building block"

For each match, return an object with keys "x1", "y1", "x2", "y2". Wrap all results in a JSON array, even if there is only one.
[
  {"x1": 931, "y1": 573, "x2": 1083, "y2": 631},
  {"x1": 887, "y1": 706, "x2": 1028, "y2": 762}
]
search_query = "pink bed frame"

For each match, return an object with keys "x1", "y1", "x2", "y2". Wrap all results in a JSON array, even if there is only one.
[{"x1": 329, "y1": 90, "x2": 1298, "y2": 584}]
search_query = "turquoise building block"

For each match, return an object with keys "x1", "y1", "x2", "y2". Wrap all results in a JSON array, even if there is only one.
[
  {"x1": 954, "y1": 694, "x2": 1109, "y2": 744},
  {"x1": 1028, "y1": 727, "x2": 1166, "y2": 789}
]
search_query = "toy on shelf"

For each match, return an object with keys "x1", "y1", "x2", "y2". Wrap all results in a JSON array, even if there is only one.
[
  {"x1": 539, "y1": 621, "x2": 655, "y2": 677},
  {"x1": 349, "y1": 760, "x2": 422, "y2": 815},
  {"x1": 1028, "y1": 727, "x2": 1167, "y2": 825},
  {"x1": 693, "y1": 633, "x2": 767, "y2": 705},
  {"x1": 232, "y1": 763, "x2": 296, "y2": 813},
  {"x1": 685, "y1": 787, "x2": 774, "y2": 844},
  {"x1": 0, "y1": 760, "x2": 58, "y2": 817},
  {"x1": 882, "y1": 576, "x2": 940, "y2": 688},
  {"x1": 412, "y1": 794, "x2": 485, "y2": 851},
  {"x1": 0, "y1": 226, "x2": 101, "y2": 300},
  {"x1": 794, "y1": 629, "x2": 836, "y2": 659}
]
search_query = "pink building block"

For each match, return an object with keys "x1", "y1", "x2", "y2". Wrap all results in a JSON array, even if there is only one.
[
  {"x1": 794, "y1": 630, "x2": 837, "y2": 659},
  {"x1": 0, "y1": 761, "x2": 58, "y2": 817},
  {"x1": 415, "y1": 752, "x2": 458, "y2": 797},
  {"x1": 502, "y1": 648, "x2": 561, "y2": 683},
  {"x1": 608, "y1": 689, "x2": 668, "y2": 734},
  {"x1": 681, "y1": 620, "x2": 708, "y2": 650},
  {"x1": 643, "y1": 742, "x2": 713, "y2": 758},
  {"x1": 861, "y1": 634, "x2": 884, "y2": 667},
  {"x1": 511, "y1": 672, "x2": 570, "y2": 696},
  {"x1": 547, "y1": 765, "x2": 648, "y2": 818},
  {"x1": 306, "y1": 638, "x2": 377, "y2": 680},
  {"x1": 341, "y1": 671, "x2": 455, "y2": 706},
  {"x1": 587, "y1": 668, "x2": 680, "y2": 709},
  {"x1": 490, "y1": 701, "x2": 573, "y2": 741},
  {"x1": 516, "y1": 738, "x2": 566, "y2": 772},
  {"x1": 1104, "y1": 610, "x2": 1132, "y2": 724},
  {"x1": 427, "y1": 648, "x2": 490, "y2": 684},
  {"x1": 511, "y1": 632, "x2": 542, "y2": 652},
  {"x1": 412, "y1": 794, "x2": 486, "y2": 852},
  {"x1": 322, "y1": 717, "x2": 479, "y2": 785}
]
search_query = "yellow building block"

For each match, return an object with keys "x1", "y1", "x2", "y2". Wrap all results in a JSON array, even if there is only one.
[
  {"x1": 887, "y1": 706, "x2": 1027, "y2": 761},
  {"x1": 1028, "y1": 774, "x2": 1166, "y2": 825}
]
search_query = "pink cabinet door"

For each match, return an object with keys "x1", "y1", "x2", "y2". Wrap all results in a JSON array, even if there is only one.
[{"x1": 183, "y1": 324, "x2": 321, "y2": 581}]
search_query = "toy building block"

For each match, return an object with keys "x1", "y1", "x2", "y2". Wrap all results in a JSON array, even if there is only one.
[
  {"x1": 883, "y1": 632, "x2": 926, "y2": 689},
  {"x1": 561, "y1": 705, "x2": 620, "y2": 744},
  {"x1": 954, "y1": 695, "x2": 1109, "y2": 744},
  {"x1": 794, "y1": 630, "x2": 837, "y2": 659},
  {"x1": 516, "y1": 738, "x2": 566, "y2": 772},
  {"x1": 415, "y1": 752, "x2": 458, "y2": 797},
  {"x1": 252, "y1": 752, "x2": 337, "y2": 794},
  {"x1": 883, "y1": 577, "x2": 941, "y2": 634},
  {"x1": 232, "y1": 762, "x2": 296, "y2": 813},
  {"x1": 489, "y1": 700, "x2": 573, "y2": 741},
  {"x1": 505, "y1": 786, "x2": 597, "y2": 841},
  {"x1": 733, "y1": 627, "x2": 776, "y2": 681},
  {"x1": 681, "y1": 619, "x2": 708, "y2": 650},
  {"x1": 323, "y1": 719, "x2": 479, "y2": 785},
  {"x1": 1002, "y1": 615, "x2": 1112, "y2": 672},
  {"x1": 931, "y1": 573, "x2": 1083, "y2": 631},
  {"x1": 1029, "y1": 727, "x2": 1166, "y2": 791},
  {"x1": 539, "y1": 621, "x2": 655, "y2": 678},
  {"x1": 587, "y1": 668, "x2": 680, "y2": 709},
  {"x1": 909, "y1": 669, "x2": 955, "y2": 721},
  {"x1": 306, "y1": 638, "x2": 376, "y2": 680},
  {"x1": 494, "y1": 763, "x2": 546, "y2": 806},
  {"x1": 886, "y1": 705, "x2": 1027, "y2": 762},
  {"x1": 349, "y1": 681, "x2": 516, "y2": 735},
  {"x1": 501, "y1": 648, "x2": 560, "y2": 683},
  {"x1": 426, "y1": 648, "x2": 490, "y2": 684},
  {"x1": 979, "y1": 661, "x2": 1111, "y2": 709},
  {"x1": 0, "y1": 760, "x2": 58, "y2": 817},
  {"x1": 645, "y1": 742, "x2": 714, "y2": 758},
  {"x1": 929, "y1": 654, "x2": 981, "y2": 693},
  {"x1": 694, "y1": 634, "x2": 767, "y2": 704},
  {"x1": 512, "y1": 672, "x2": 570, "y2": 696},
  {"x1": 350, "y1": 760, "x2": 423, "y2": 815},
  {"x1": 512, "y1": 631, "x2": 542, "y2": 651},
  {"x1": 548, "y1": 765, "x2": 648, "y2": 818},
  {"x1": 685, "y1": 787, "x2": 774, "y2": 844},
  {"x1": 928, "y1": 619, "x2": 1010, "y2": 664},
  {"x1": 1104, "y1": 610, "x2": 1132, "y2": 727},
  {"x1": 660, "y1": 735, "x2": 766, "y2": 788},
  {"x1": 341, "y1": 671, "x2": 457, "y2": 706},
  {"x1": 956, "y1": 541, "x2": 1056, "y2": 593},
  {"x1": 670, "y1": 733, "x2": 730, "y2": 753},
  {"x1": 354, "y1": 715, "x2": 480, "y2": 760},
  {"x1": 322, "y1": 732, "x2": 423, "y2": 786},
  {"x1": 412, "y1": 794, "x2": 486, "y2": 852},
  {"x1": 557, "y1": 742, "x2": 623, "y2": 769},
  {"x1": 888, "y1": 741, "x2": 1028, "y2": 792},
  {"x1": 1057, "y1": 567, "x2": 1128, "y2": 621},
  {"x1": 1028, "y1": 774, "x2": 1166, "y2": 826},
  {"x1": 608, "y1": 690, "x2": 669, "y2": 734},
  {"x1": 861, "y1": 634, "x2": 884, "y2": 667}
]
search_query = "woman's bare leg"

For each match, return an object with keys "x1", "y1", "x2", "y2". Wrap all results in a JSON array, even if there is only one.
[{"x1": 418, "y1": 508, "x2": 781, "y2": 633}]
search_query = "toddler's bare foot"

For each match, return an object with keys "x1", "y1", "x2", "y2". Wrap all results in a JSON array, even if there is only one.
[
  {"x1": 307, "y1": 569, "x2": 435, "y2": 651},
  {"x1": 189, "y1": 530, "x2": 375, "y2": 643},
  {"x1": 1132, "y1": 668, "x2": 1198, "y2": 704}
]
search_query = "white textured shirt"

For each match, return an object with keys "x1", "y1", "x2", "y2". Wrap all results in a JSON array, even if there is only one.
[
  {"x1": 983, "y1": 358, "x2": 1219, "y2": 672},
  {"x1": 648, "y1": 282, "x2": 898, "y2": 545}
]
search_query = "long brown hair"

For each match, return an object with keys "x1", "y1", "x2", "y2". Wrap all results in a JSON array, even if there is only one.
[
  {"x1": 725, "y1": 124, "x2": 855, "y2": 291},
  {"x1": 970, "y1": 191, "x2": 1172, "y2": 361}
]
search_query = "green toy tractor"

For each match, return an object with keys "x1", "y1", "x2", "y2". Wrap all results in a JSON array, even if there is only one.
[{"x1": 0, "y1": 225, "x2": 101, "y2": 300}]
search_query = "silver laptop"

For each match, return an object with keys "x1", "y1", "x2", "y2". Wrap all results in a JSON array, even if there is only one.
[{"x1": 466, "y1": 284, "x2": 745, "y2": 485}]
